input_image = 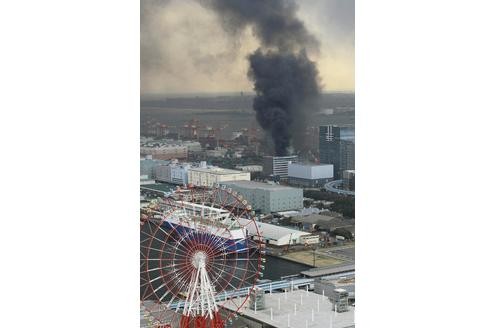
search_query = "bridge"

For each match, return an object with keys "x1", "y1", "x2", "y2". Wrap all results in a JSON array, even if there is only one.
[
  {"x1": 324, "y1": 180, "x2": 355, "y2": 196},
  {"x1": 167, "y1": 271, "x2": 354, "y2": 310},
  {"x1": 168, "y1": 278, "x2": 315, "y2": 310}
]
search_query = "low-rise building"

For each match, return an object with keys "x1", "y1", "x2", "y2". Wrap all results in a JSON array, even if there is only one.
[
  {"x1": 155, "y1": 162, "x2": 191, "y2": 185},
  {"x1": 140, "y1": 175, "x2": 155, "y2": 185},
  {"x1": 235, "y1": 165, "x2": 263, "y2": 172},
  {"x1": 205, "y1": 147, "x2": 228, "y2": 158},
  {"x1": 237, "y1": 218, "x2": 310, "y2": 246},
  {"x1": 188, "y1": 165, "x2": 250, "y2": 187},
  {"x1": 181, "y1": 140, "x2": 202, "y2": 154},
  {"x1": 140, "y1": 157, "x2": 170, "y2": 179},
  {"x1": 288, "y1": 163, "x2": 334, "y2": 188},
  {"x1": 314, "y1": 274, "x2": 355, "y2": 306},
  {"x1": 140, "y1": 139, "x2": 201, "y2": 160},
  {"x1": 291, "y1": 213, "x2": 355, "y2": 234},
  {"x1": 140, "y1": 144, "x2": 188, "y2": 160},
  {"x1": 220, "y1": 180, "x2": 303, "y2": 214}
]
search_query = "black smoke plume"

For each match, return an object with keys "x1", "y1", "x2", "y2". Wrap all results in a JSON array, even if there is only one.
[{"x1": 201, "y1": 0, "x2": 321, "y2": 156}]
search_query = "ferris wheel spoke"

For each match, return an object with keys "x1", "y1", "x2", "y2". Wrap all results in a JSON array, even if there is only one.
[
  {"x1": 160, "y1": 260, "x2": 196, "y2": 290},
  {"x1": 209, "y1": 262, "x2": 250, "y2": 288},
  {"x1": 208, "y1": 269, "x2": 239, "y2": 294},
  {"x1": 208, "y1": 237, "x2": 247, "y2": 258},
  {"x1": 212, "y1": 266, "x2": 255, "y2": 289},
  {"x1": 154, "y1": 223, "x2": 189, "y2": 247},
  {"x1": 208, "y1": 259, "x2": 236, "y2": 286},
  {"x1": 141, "y1": 229, "x2": 169, "y2": 246},
  {"x1": 202, "y1": 234, "x2": 231, "y2": 254}
]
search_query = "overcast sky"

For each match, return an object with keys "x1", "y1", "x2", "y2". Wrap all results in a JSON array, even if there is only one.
[{"x1": 141, "y1": 0, "x2": 354, "y2": 95}]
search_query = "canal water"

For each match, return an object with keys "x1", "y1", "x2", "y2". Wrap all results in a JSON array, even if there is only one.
[{"x1": 262, "y1": 255, "x2": 311, "y2": 281}]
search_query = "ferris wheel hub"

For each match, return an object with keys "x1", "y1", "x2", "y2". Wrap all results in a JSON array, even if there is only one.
[{"x1": 191, "y1": 251, "x2": 208, "y2": 269}]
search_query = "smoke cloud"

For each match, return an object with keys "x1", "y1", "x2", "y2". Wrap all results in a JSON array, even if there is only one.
[{"x1": 201, "y1": 0, "x2": 322, "y2": 156}]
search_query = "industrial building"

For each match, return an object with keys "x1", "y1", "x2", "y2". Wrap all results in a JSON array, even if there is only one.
[
  {"x1": 140, "y1": 139, "x2": 202, "y2": 161},
  {"x1": 237, "y1": 218, "x2": 311, "y2": 246},
  {"x1": 140, "y1": 144, "x2": 188, "y2": 160},
  {"x1": 140, "y1": 156, "x2": 169, "y2": 179},
  {"x1": 263, "y1": 155, "x2": 298, "y2": 178},
  {"x1": 319, "y1": 125, "x2": 355, "y2": 179},
  {"x1": 290, "y1": 213, "x2": 355, "y2": 232},
  {"x1": 288, "y1": 163, "x2": 334, "y2": 188},
  {"x1": 314, "y1": 274, "x2": 355, "y2": 308},
  {"x1": 188, "y1": 164, "x2": 250, "y2": 187},
  {"x1": 220, "y1": 180, "x2": 303, "y2": 214}
]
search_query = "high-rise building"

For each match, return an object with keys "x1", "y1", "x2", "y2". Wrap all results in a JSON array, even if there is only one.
[
  {"x1": 340, "y1": 141, "x2": 355, "y2": 177},
  {"x1": 263, "y1": 155, "x2": 298, "y2": 178},
  {"x1": 319, "y1": 125, "x2": 354, "y2": 179},
  {"x1": 342, "y1": 170, "x2": 355, "y2": 191}
]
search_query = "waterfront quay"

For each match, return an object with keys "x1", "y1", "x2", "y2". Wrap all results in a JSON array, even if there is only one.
[{"x1": 266, "y1": 243, "x2": 355, "y2": 269}]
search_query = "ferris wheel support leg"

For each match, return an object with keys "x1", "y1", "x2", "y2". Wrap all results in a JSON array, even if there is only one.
[
  {"x1": 212, "y1": 311, "x2": 224, "y2": 328},
  {"x1": 180, "y1": 315, "x2": 191, "y2": 328},
  {"x1": 194, "y1": 315, "x2": 207, "y2": 328}
]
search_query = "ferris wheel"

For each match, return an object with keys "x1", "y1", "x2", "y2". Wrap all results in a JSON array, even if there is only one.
[{"x1": 140, "y1": 185, "x2": 265, "y2": 328}]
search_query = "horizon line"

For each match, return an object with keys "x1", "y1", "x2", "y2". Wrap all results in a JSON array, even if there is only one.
[{"x1": 142, "y1": 90, "x2": 355, "y2": 97}]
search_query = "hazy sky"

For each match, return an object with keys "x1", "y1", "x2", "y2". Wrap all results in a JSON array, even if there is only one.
[{"x1": 141, "y1": 0, "x2": 354, "y2": 95}]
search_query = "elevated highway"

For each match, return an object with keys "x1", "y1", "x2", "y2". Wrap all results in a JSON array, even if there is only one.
[{"x1": 324, "y1": 180, "x2": 355, "y2": 196}]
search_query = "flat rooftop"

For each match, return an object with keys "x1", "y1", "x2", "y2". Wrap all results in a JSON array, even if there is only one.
[
  {"x1": 320, "y1": 275, "x2": 355, "y2": 288},
  {"x1": 222, "y1": 290, "x2": 354, "y2": 328},
  {"x1": 222, "y1": 180, "x2": 299, "y2": 191},
  {"x1": 188, "y1": 167, "x2": 246, "y2": 175},
  {"x1": 289, "y1": 163, "x2": 334, "y2": 168}
]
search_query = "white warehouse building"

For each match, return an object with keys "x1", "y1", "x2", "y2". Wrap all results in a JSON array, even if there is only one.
[
  {"x1": 220, "y1": 180, "x2": 303, "y2": 214},
  {"x1": 288, "y1": 163, "x2": 334, "y2": 188},
  {"x1": 188, "y1": 164, "x2": 250, "y2": 187},
  {"x1": 238, "y1": 218, "x2": 314, "y2": 246}
]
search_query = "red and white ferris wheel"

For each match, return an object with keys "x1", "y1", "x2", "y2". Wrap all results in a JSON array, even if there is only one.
[{"x1": 140, "y1": 185, "x2": 265, "y2": 328}]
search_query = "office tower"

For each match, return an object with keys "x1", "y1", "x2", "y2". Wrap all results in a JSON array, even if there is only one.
[
  {"x1": 263, "y1": 155, "x2": 298, "y2": 178},
  {"x1": 319, "y1": 125, "x2": 354, "y2": 179}
]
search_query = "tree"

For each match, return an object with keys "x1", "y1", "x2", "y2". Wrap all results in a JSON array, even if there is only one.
[
  {"x1": 332, "y1": 227, "x2": 353, "y2": 240},
  {"x1": 330, "y1": 198, "x2": 355, "y2": 218}
]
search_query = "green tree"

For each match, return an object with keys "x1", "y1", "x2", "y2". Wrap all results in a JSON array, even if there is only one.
[{"x1": 332, "y1": 227, "x2": 353, "y2": 240}]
